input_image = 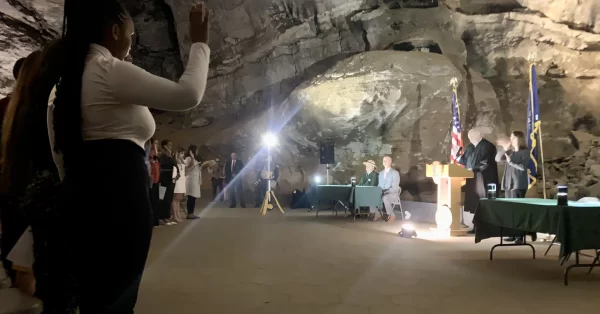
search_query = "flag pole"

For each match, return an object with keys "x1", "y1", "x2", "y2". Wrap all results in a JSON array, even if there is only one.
[{"x1": 528, "y1": 53, "x2": 547, "y2": 199}]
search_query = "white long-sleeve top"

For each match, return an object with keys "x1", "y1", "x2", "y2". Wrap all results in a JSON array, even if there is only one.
[{"x1": 47, "y1": 42, "x2": 210, "y2": 180}]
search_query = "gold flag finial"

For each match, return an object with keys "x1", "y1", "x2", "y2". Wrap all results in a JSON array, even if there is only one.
[
  {"x1": 450, "y1": 77, "x2": 459, "y2": 89},
  {"x1": 527, "y1": 52, "x2": 537, "y2": 63}
]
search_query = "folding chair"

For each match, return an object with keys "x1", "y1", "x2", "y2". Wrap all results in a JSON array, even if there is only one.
[{"x1": 390, "y1": 188, "x2": 404, "y2": 220}]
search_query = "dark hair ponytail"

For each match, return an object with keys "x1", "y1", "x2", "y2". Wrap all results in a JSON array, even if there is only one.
[{"x1": 53, "y1": 0, "x2": 130, "y2": 172}]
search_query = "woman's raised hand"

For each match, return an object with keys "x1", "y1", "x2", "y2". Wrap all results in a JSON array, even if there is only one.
[{"x1": 190, "y1": 2, "x2": 209, "y2": 44}]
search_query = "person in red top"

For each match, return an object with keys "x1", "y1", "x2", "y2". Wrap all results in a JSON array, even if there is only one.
[
  {"x1": 0, "y1": 58, "x2": 25, "y2": 127},
  {"x1": 148, "y1": 138, "x2": 161, "y2": 227}
]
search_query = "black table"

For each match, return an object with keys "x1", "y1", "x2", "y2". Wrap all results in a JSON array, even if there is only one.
[
  {"x1": 474, "y1": 198, "x2": 600, "y2": 285},
  {"x1": 309, "y1": 185, "x2": 382, "y2": 222}
]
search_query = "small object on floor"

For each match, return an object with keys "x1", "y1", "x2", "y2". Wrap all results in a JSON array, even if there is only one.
[
  {"x1": 504, "y1": 237, "x2": 516, "y2": 242},
  {"x1": 187, "y1": 214, "x2": 199, "y2": 220},
  {"x1": 398, "y1": 223, "x2": 417, "y2": 238}
]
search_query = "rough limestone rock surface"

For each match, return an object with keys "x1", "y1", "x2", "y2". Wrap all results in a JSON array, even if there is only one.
[
  {"x1": 1, "y1": 0, "x2": 600, "y2": 200},
  {"x1": 516, "y1": 0, "x2": 599, "y2": 34}
]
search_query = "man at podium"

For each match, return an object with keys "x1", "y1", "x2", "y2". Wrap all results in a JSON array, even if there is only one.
[{"x1": 454, "y1": 129, "x2": 498, "y2": 216}]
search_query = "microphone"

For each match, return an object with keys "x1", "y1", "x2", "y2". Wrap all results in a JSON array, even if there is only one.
[{"x1": 456, "y1": 147, "x2": 463, "y2": 157}]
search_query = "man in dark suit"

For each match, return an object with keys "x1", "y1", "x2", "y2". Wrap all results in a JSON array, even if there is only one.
[{"x1": 225, "y1": 152, "x2": 246, "y2": 208}]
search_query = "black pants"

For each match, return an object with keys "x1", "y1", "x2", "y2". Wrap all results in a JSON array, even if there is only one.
[
  {"x1": 150, "y1": 183, "x2": 160, "y2": 226},
  {"x1": 211, "y1": 177, "x2": 223, "y2": 200},
  {"x1": 159, "y1": 183, "x2": 175, "y2": 220},
  {"x1": 0, "y1": 198, "x2": 27, "y2": 285},
  {"x1": 505, "y1": 189, "x2": 527, "y2": 198},
  {"x1": 186, "y1": 196, "x2": 196, "y2": 215},
  {"x1": 66, "y1": 140, "x2": 153, "y2": 314},
  {"x1": 255, "y1": 180, "x2": 267, "y2": 206},
  {"x1": 228, "y1": 179, "x2": 245, "y2": 207}
]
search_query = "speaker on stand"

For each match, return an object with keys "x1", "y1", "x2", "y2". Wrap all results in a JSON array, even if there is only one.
[{"x1": 319, "y1": 139, "x2": 335, "y2": 184}]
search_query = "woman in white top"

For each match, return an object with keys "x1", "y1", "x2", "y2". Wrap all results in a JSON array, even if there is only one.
[
  {"x1": 184, "y1": 145, "x2": 202, "y2": 219},
  {"x1": 172, "y1": 148, "x2": 187, "y2": 223},
  {"x1": 48, "y1": 1, "x2": 210, "y2": 312}
]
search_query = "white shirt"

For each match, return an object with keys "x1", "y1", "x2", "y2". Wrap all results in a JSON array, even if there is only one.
[
  {"x1": 384, "y1": 168, "x2": 390, "y2": 180},
  {"x1": 47, "y1": 42, "x2": 210, "y2": 179}
]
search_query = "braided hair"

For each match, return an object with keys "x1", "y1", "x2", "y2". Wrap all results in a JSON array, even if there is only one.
[
  {"x1": 0, "y1": 52, "x2": 43, "y2": 194},
  {"x1": 53, "y1": 0, "x2": 130, "y2": 173}
]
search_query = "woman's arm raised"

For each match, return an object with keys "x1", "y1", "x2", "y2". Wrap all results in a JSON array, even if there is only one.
[{"x1": 109, "y1": 43, "x2": 210, "y2": 111}]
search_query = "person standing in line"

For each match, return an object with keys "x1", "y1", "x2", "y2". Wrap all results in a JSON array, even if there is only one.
[
  {"x1": 4, "y1": 40, "x2": 78, "y2": 312},
  {"x1": 184, "y1": 145, "x2": 201, "y2": 219},
  {"x1": 224, "y1": 152, "x2": 246, "y2": 208},
  {"x1": 0, "y1": 58, "x2": 25, "y2": 128},
  {"x1": 149, "y1": 138, "x2": 161, "y2": 227},
  {"x1": 49, "y1": 2, "x2": 210, "y2": 311},
  {"x1": 172, "y1": 148, "x2": 186, "y2": 223},
  {"x1": 371, "y1": 156, "x2": 400, "y2": 222},
  {"x1": 159, "y1": 140, "x2": 177, "y2": 225},
  {"x1": 0, "y1": 59, "x2": 30, "y2": 291},
  {"x1": 496, "y1": 131, "x2": 530, "y2": 243},
  {"x1": 208, "y1": 158, "x2": 224, "y2": 201}
]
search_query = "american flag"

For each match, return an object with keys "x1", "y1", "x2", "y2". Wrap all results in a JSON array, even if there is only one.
[{"x1": 450, "y1": 89, "x2": 463, "y2": 164}]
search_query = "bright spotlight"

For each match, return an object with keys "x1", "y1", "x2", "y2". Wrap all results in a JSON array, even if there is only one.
[
  {"x1": 314, "y1": 175, "x2": 322, "y2": 184},
  {"x1": 402, "y1": 223, "x2": 415, "y2": 231},
  {"x1": 398, "y1": 223, "x2": 417, "y2": 238},
  {"x1": 262, "y1": 132, "x2": 277, "y2": 148}
]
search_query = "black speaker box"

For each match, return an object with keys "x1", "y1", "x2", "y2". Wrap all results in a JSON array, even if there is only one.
[{"x1": 319, "y1": 140, "x2": 335, "y2": 164}]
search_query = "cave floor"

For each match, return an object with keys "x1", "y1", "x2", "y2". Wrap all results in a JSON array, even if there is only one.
[{"x1": 137, "y1": 198, "x2": 600, "y2": 314}]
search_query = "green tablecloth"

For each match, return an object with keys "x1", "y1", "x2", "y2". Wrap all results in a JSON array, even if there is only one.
[
  {"x1": 474, "y1": 198, "x2": 600, "y2": 258},
  {"x1": 353, "y1": 186, "x2": 382, "y2": 209},
  {"x1": 309, "y1": 185, "x2": 382, "y2": 210}
]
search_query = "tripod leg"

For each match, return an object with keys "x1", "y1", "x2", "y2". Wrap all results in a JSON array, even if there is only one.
[
  {"x1": 260, "y1": 191, "x2": 269, "y2": 215},
  {"x1": 271, "y1": 191, "x2": 285, "y2": 214}
]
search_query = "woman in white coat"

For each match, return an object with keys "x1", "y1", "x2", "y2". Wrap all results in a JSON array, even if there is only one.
[
  {"x1": 172, "y1": 148, "x2": 186, "y2": 223},
  {"x1": 185, "y1": 145, "x2": 202, "y2": 219}
]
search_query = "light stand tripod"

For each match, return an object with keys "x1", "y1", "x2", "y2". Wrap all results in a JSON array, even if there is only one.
[{"x1": 260, "y1": 147, "x2": 284, "y2": 215}]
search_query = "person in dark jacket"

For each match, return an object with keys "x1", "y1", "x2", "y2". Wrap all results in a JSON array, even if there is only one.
[
  {"x1": 455, "y1": 129, "x2": 499, "y2": 220},
  {"x1": 358, "y1": 160, "x2": 379, "y2": 187},
  {"x1": 496, "y1": 130, "x2": 530, "y2": 243},
  {"x1": 224, "y1": 152, "x2": 246, "y2": 208},
  {"x1": 158, "y1": 140, "x2": 179, "y2": 225}
]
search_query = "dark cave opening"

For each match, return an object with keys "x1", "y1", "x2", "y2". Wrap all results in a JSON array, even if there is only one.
[{"x1": 392, "y1": 41, "x2": 443, "y2": 54}]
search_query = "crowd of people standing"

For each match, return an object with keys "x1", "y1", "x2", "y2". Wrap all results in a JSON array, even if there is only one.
[
  {"x1": 0, "y1": 1, "x2": 211, "y2": 313},
  {"x1": 147, "y1": 139, "x2": 206, "y2": 227}
]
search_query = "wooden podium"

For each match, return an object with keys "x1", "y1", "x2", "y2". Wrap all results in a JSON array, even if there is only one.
[{"x1": 426, "y1": 162, "x2": 474, "y2": 236}]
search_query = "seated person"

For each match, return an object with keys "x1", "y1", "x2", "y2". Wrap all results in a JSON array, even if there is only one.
[
  {"x1": 370, "y1": 155, "x2": 400, "y2": 222},
  {"x1": 353, "y1": 159, "x2": 379, "y2": 216},
  {"x1": 358, "y1": 160, "x2": 378, "y2": 187}
]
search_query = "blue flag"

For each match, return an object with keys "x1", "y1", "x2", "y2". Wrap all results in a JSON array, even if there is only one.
[{"x1": 526, "y1": 64, "x2": 540, "y2": 189}]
